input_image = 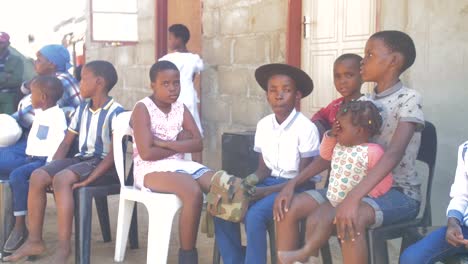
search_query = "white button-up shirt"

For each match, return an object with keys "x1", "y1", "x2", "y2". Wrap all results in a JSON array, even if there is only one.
[{"x1": 254, "y1": 109, "x2": 320, "y2": 179}]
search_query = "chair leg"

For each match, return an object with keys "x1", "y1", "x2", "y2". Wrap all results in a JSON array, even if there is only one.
[
  {"x1": 128, "y1": 204, "x2": 139, "y2": 249},
  {"x1": 267, "y1": 221, "x2": 277, "y2": 264},
  {"x1": 212, "y1": 238, "x2": 221, "y2": 264},
  {"x1": 114, "y1": 198, "x2": 135, "y2": 262},
  {"x1": 74, "y1": 189, "x2": 93, "y2": 264},
  {"x1": 94, "y1": 196, "x2": 111, "y2": 242},
  {"x1": 320, "y1": 241, "x2": 333, "y2": 264},
  {"x1": 367, "y1": 230, "x2": 389, "y2": 264},
  {"x1": 0, "y1": 181, "x2": 14, "y2": 258},
  {"x1": 146, "y1": 204, "x2": 179, "y2": 264}
]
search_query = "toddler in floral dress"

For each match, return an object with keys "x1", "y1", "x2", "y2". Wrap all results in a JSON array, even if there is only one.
[{"x1": 279, "y1": 100, "x2": 393, "y2": 264}]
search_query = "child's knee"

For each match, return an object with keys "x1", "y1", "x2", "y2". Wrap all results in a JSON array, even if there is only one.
[
  {"x1": 30, "y1": 169, "x2": 52, "y2": 187},
  {"x1": 181, "y1": 184, "x2": 203, "y2": 205},
  {"x1": 52, "y1": 171, "x2": 76, "y2": 190}
]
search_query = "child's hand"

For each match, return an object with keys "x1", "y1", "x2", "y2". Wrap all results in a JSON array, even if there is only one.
[
  {"x1": 446, "y1": 217, "x2": 468, "y2": 247},
  {"x1": 153, "y1": 136, "x2": 168, "y2": 148},
  {"x1": 273, "y1": 182, "x2": 295, "y2": 221},
  {"x1": 334, "y1": 196, "x2": 360, "y2": 243},
  {"x1": 72, "y1": 180, "x2": 90, "y2": 190},
  {"x1": 177, "y1": 130, "x2": 193, "y2": 141},
  {"x1": 330, "y1": 119, "x2": 341, "y2": 137}
]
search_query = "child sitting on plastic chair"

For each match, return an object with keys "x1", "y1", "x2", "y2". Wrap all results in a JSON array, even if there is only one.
[{"x1": 130, "y1": 60, "x2": 215, "y2": 264}]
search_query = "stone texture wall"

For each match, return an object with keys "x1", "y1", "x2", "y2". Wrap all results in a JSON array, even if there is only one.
[
  {"x1": 85, "y1": 0, "x2": 156, "y2": 110},
  {"x1": 201, "y1": 0, "x2": 288, "y2": 170},
  {"x1": 380, "y1": 0, "x2": 468, "y2": 225}
]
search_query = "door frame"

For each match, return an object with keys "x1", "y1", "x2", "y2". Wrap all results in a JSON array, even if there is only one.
[
  {"x1": 155, "y1": 0, "x2": 168, "y2": 60},
  {"x1": 287, "y1": 0, "x2": 382, "y2": 65}
]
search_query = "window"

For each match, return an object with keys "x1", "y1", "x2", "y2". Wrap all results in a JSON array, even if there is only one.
[{"x1": 90, "y1": 0, "x2": 138, "y2": 44}]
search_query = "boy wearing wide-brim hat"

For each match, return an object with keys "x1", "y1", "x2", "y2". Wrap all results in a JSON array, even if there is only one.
[{"x1": 213, "y1": 63, "x2": 321, "y2": 264}]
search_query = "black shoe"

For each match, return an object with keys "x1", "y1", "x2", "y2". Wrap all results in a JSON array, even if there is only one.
[
  {"x1": 3, "y1": 229, "x2": 27, "y2": 253},
  {"x1": 178, "y1": 248, "x2": 198, "y2": 264}
]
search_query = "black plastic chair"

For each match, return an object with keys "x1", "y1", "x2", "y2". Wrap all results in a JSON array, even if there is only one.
[
  {"x1": 73, "y1": 174, "x2": 139, "y2": 264},
  {"x1": 212, "y1": 131, "x2": 278, "y2": 264},
  {"x1": 319, "y1": 121, "x2": 437, "y2": 264},
  {"x1": 72, "y1": 140, "x2": 139, "y2": 264}
]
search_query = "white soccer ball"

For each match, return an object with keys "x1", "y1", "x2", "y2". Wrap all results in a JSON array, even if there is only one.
[{"x1": 0, "y1": 114, "x2": 22, "y2": 147}]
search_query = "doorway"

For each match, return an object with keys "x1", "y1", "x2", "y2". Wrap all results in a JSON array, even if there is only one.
[{"x1": 300, "y1": 0, "x2": 378, "y2": 117}]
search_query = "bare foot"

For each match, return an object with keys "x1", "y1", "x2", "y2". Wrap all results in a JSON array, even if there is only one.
[
  {"x1": 3, "y1": 239, "x2": 46, "y2": 262},
  {"x1": 278, "y1": 249, "x2": 311, "y2": 264},
  {"x1": 49, "y1": 242, "x2": 71, "y2": 264}
]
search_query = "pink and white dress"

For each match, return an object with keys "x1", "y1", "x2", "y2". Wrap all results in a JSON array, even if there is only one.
[{"x1": 132, "y1": 97, "x2": 209, "y2": 191}]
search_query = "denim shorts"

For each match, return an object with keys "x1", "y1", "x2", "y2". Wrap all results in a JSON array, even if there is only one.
[{"x1": 305, "y1": 188, "x2": 420, "y2": 228}]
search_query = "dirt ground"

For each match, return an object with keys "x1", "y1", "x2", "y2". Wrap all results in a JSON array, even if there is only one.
[{"x1": 8, "y1": 195, "x2": 404, "y2": 264}]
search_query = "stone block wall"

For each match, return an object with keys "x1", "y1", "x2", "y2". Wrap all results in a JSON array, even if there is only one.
[
  {"x1": 201, "y1": 0, "x2": 288, "y2": 170},
  {"x1": 85, "y1": 0, "x2": 155, "y2": 110},
  {"x1": 380, "y1": 0, "x2": 468, "y2": 225}
]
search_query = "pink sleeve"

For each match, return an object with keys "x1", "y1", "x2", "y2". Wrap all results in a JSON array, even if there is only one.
[
  {"x1": 319, "y1": 132, "x2": 337, "y2": 161},
  {"x1": 367, "y1": 144, "x2": 394, "y2": 198}
]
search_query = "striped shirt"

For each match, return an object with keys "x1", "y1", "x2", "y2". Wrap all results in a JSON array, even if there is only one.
[
  {"x1": 12, "y1": 71, "x2": 82, "y2": 129},
  {"x1": 68, "y1": 98, "x2": 124, "y2": 158}
]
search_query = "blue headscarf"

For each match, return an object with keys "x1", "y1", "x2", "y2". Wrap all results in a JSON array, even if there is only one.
[{"x1": 39, "y1": 44, "x2": 72, "y2": 72}]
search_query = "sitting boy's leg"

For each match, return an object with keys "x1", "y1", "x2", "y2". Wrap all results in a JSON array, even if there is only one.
[
  {"x1": 144, "y1": 171, "x2": 203, "y2": 251},
  {"x1": 213, "y1": 217, "x2": 243, "y2": 264},
  {"x1": 50, "y1": 169, "x2": 80, "y2": 263},
  {"x1": 243, "y1": 192, "x2": 279, "y2": 264},
  {"x1": 340, "y1": 202, "x2": 375, "y2": 264},
  {"x1": 278, "y1": 202, "x2": 336, "y2": 264},
  {"x1": 3, "y1": 168, "x2": 52, "y2": 261},
  {"x1": 400, "y1": 226, "x2": 468, "y2": 264},
  {"x1": 276, "y1": 192, "x2": 320, "y2": 252},
  {"x1": 5, "y1": 160, "x2": 45, "y2": 252}
]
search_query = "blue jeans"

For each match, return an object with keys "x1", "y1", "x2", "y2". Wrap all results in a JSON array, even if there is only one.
[
  {"x1": 0, "y1": 136, "x2": 28, "y2": 175},
  {"x1": 214, "y1": 177, "x2": 305, "y2": 264},
  {"x1": 400, "y1": 226, "x2": 468, "y2": 264},
  {"x1": 9, "y1": 157, "x2": 46, "y2": 215}
]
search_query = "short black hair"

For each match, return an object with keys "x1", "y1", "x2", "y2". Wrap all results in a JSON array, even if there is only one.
[
  {"x1": 337, "y1": 100, "x2": 382, "y2": 137},
  {"x1": 31, "y1": 75, "x2": 64, "y2": 103},
  {"x1": 335, "y1": 53, "x2": 362, "y2": 68},
  {"x1": 370, "y1": 30, "x2": 416, "y2": 73},
  {"x1": 84, "y1": 60, "x2": 118, "y2": 91},
  {"x1": 149, "y1": 60, "x2": 179, "y2": 82},
  {"x1": 168, "y1": 24, "x2": 190, "y2": 44}
]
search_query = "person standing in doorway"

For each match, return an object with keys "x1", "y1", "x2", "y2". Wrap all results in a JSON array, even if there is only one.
[{"x1": 159, "y1": 24, "x2": 204, "y2": 163}]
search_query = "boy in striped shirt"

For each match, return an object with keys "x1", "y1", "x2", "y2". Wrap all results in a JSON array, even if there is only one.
[{"x1": 5, "y1": 60, "x2": 124, "y2": 263}]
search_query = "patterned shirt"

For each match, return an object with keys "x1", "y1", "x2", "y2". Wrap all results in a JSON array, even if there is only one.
[
  {"x1": 319, "y1": 133, "x2": 393, "y2": 207},
  {"x1": 68, "y1": 98, "x2": 124, "y2": 158},
  {"x1": 367, "y1": 81, "x2": 425, "y2": 201},
  {"x1": 12, "y1": 72, "x2": 82, "y2": 128}
]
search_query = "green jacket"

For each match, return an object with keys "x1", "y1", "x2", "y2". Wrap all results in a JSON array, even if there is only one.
[{"x1": 0, "y1": 53, "x2": 24, "y2": 90}]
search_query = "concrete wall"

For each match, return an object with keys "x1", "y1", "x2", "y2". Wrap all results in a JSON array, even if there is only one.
[
  {"x1": 380, "y1": 0, "x2": 468, "y2": 224},
  {"x1": 85, "y1": 0, "x2": 156, "y2": 110},
  {"x1": 201, "y1": 0, "x2": 288, "y2": 170}
]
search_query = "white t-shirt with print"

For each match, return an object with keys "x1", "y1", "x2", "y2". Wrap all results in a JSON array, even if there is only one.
[{"x1": 26, "y1": 105, "x2": 67, "y2": 162}]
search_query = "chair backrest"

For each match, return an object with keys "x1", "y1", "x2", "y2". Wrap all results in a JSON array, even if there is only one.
[
  {"x1": 113, "y1": 111, "x2": 133, "y2": 187},
  {"x1": 417, "y1": 121, "x2": 437, "y2": 226}
]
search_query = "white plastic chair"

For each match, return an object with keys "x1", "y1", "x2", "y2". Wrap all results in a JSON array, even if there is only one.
[{"x1": 113, "y1": 111, "x2": 182, "y2": 264}]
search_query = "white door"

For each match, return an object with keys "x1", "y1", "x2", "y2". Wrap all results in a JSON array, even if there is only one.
[{"x1": 301, "y1": 0, "x2": 377, "y2": 117}]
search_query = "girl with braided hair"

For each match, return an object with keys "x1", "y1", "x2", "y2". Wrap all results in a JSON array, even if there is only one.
[{"x1": 279, "y1": 100, "x2": 393, "y2": 264}]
